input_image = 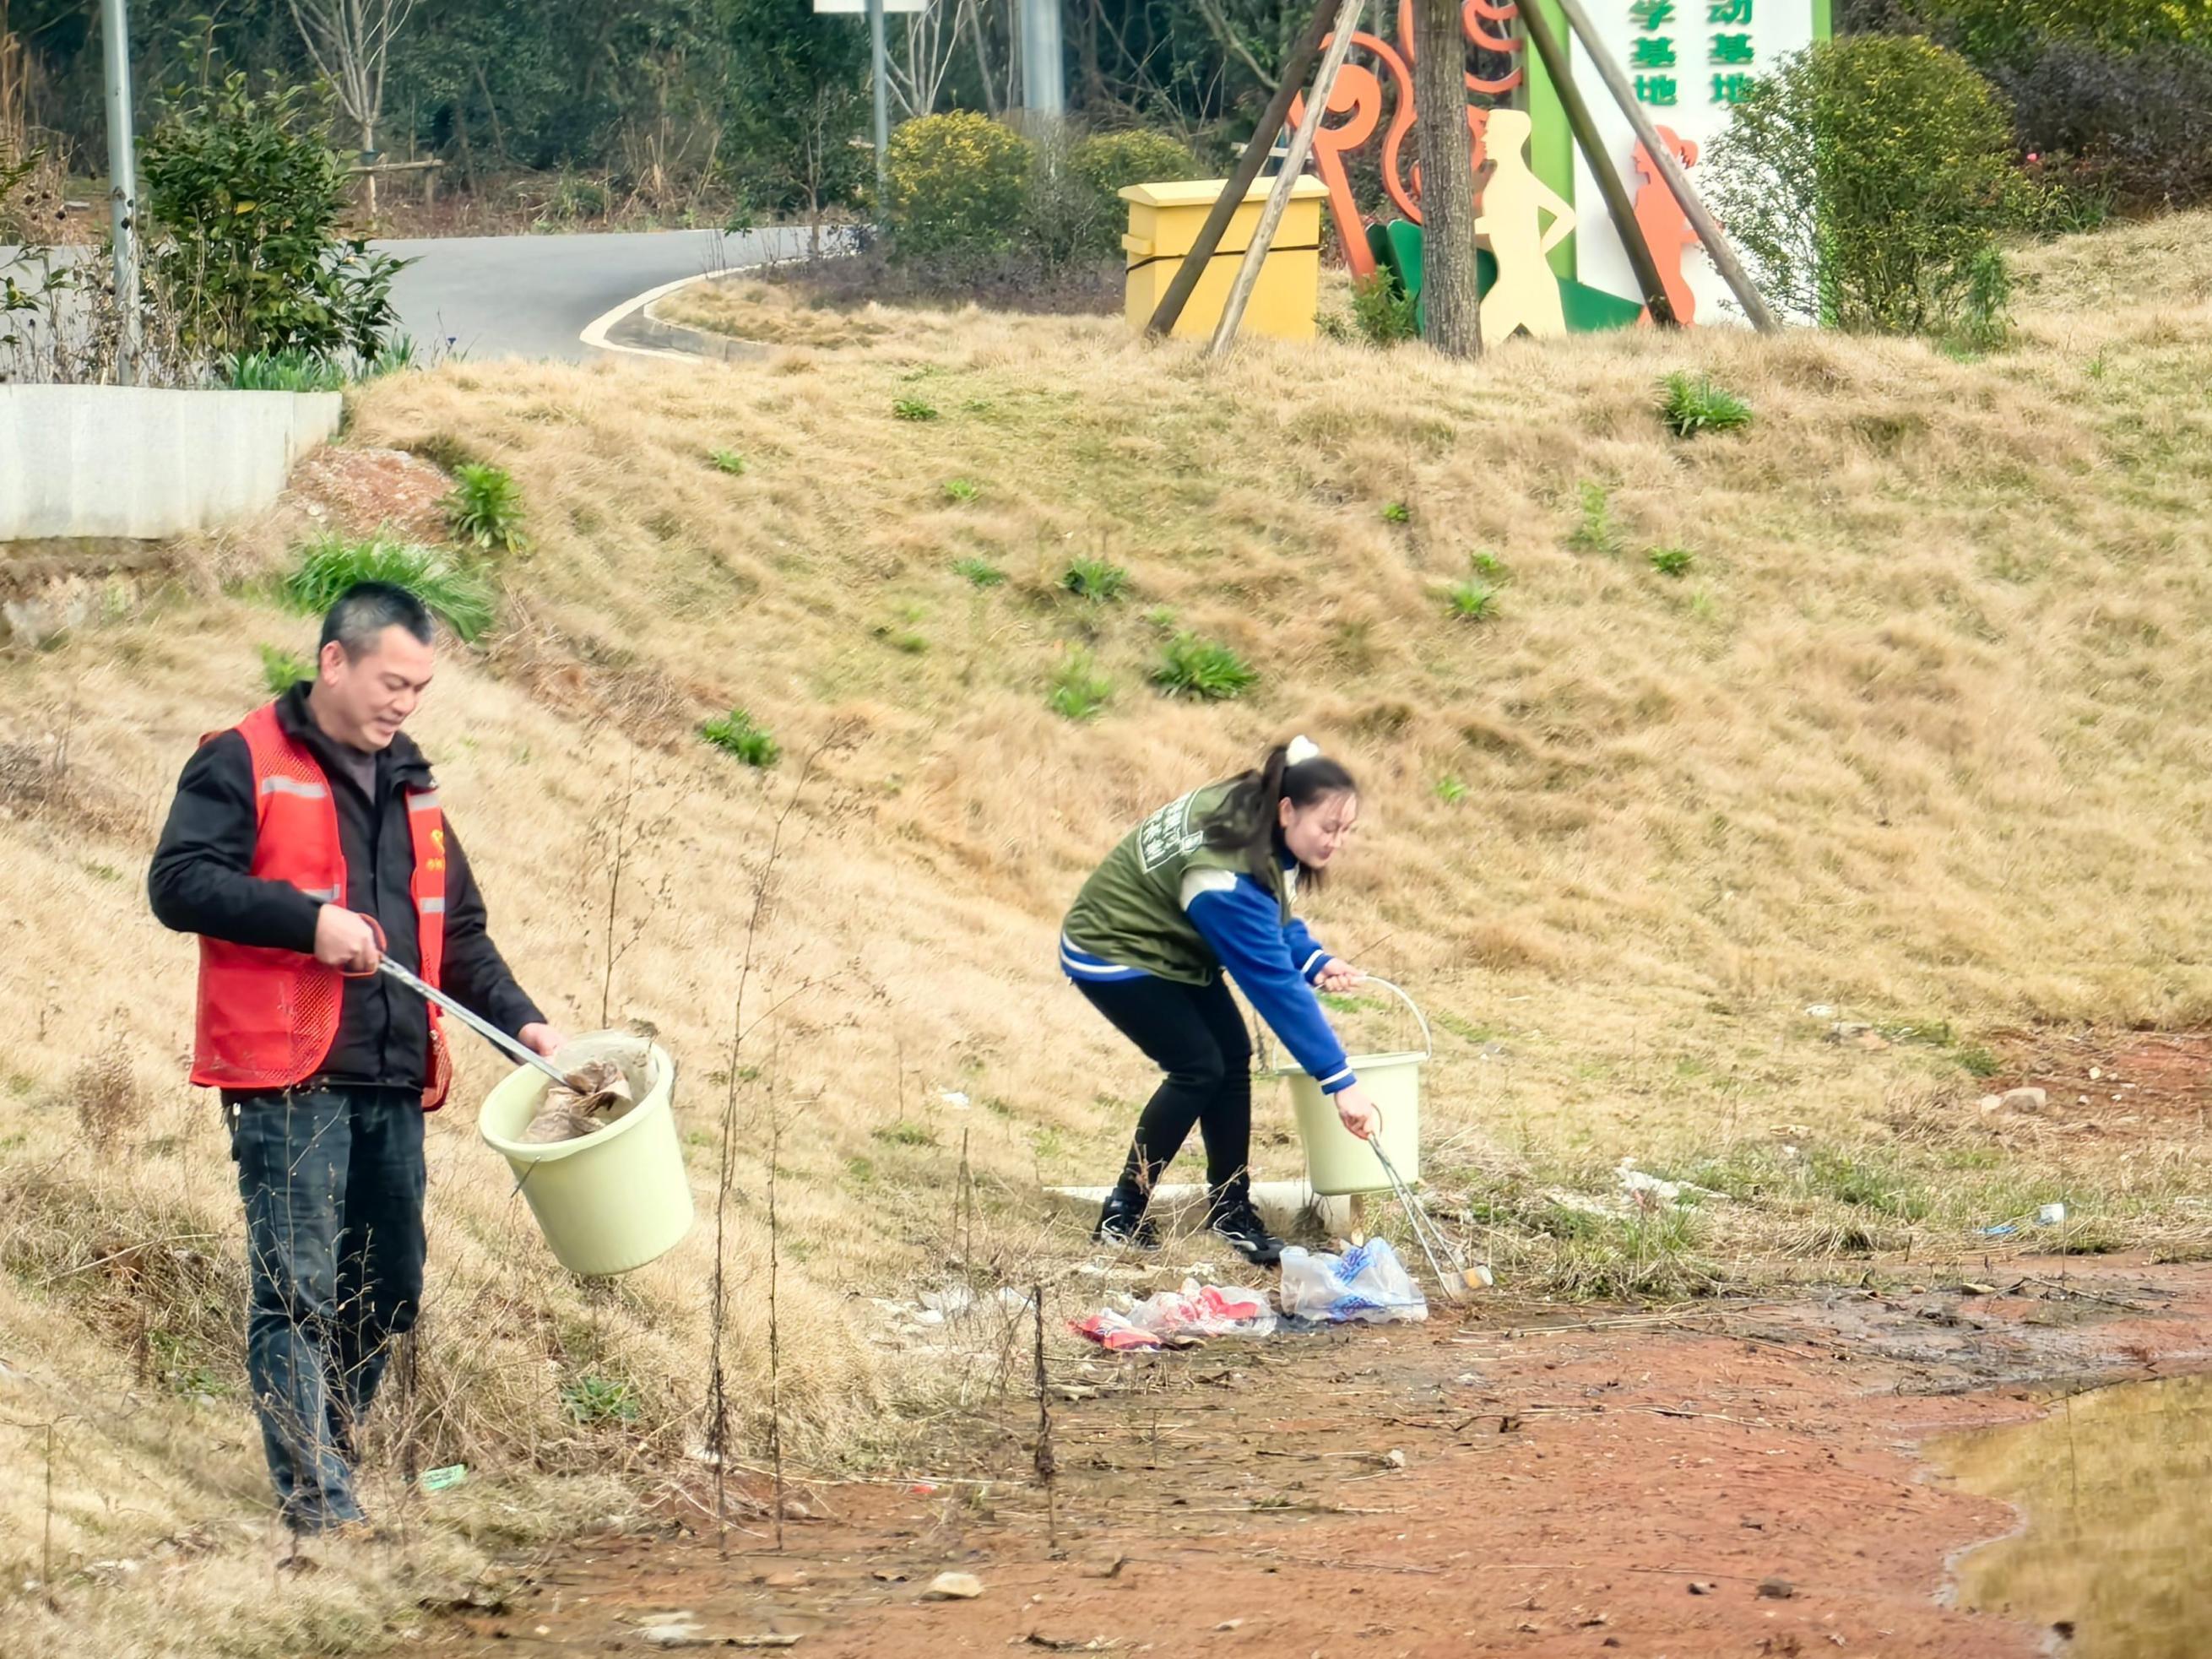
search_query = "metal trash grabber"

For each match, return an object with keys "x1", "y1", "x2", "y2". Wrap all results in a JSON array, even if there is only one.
[
  {"x1": 374, "y1": 954, "x2": 584, "y2": 1093},
  {"x1": 1369, "y1": 1129, "x2": 1494, "y2": 1304}
]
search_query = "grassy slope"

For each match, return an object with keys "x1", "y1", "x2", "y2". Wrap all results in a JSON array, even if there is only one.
[{"x1": 4, "y1": 214, "x2": 2212, "y2": 1652}]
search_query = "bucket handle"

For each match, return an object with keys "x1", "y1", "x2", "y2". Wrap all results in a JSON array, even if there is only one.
[{"x1": 1353, "y1": 977, "x2": 1433, "y2": 1064}]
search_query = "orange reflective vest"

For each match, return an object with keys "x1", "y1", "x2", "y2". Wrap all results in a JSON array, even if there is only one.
[{"x1": 189, "y1": 702, "x2": 452, "y2": 1108}]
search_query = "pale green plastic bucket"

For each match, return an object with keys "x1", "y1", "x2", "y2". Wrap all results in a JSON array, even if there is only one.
[
  {"x1": 478, "y1": 1030, "x2": 691, "y2": 1277},
  {"x1": 1271, "y1": 979, "x2": 1430, "y2": 1195}
]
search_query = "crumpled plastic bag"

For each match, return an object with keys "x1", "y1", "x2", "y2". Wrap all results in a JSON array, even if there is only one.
[
  {"x1": 521, "y1": 1058, "x2": 635, "y2": 1144},
  {"x1": 1074, "y1": 1279, "x2": 1277, "y2": 1351},
  {"x1": 1277, "y1": 1239, "x2": 1428, "y2": 1325}
]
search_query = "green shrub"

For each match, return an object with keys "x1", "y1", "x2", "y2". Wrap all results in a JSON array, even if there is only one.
[
  {"x1": 141, "y1": 75, "x2": 409, "y2": 361},
  {"x1": 1705, "y1": 36, "x2": 2030, "y2": 334},
  {"x1": 708, "y1": 448, "x2": 748, "y2": 474},
  {"x1": 258, "y1": 644, "x2": 311, "y2": 697},
  {"x1": 942, "y1": 477, "x2": 980, "y2": 502},
  {"x1": 1567, "y1": 482, "x2": 1623, "y2": 556},
  {"x1": 1435, "y1": 775, "x2": 1469, "y2": 804},
  {"x1": 953, "y1": 556, "x2": 1006, "y2": 587},
  {"x1": 1027, "y1": 127, "x2": 1201, "y2": 267},
  {"x1": 283, "y1": 534, "x2": 496, "y2": 642},
  {"x1": 1382, "y1": 500, "x2": 1412, "y2": 524},
  {"x1": 1048, "y1": 649, "x2": 1114, "y2": 721},
  {"x1": 893, "y1": 396, "x2": 939, "y2": 421},
  {"x1": 700, "y1": 709, "x2": 780, "y2": 767},
  {"x1": 1656, "y1": 371, "x2": 1754, "y2": 437},
  {"x1": 1352, "y1": 270, "x2": 1421, "y2": 345},
  {"x1": 442, "y1": 464, "x2": 529, "y2": 554},
  {"x1": 1153, "y1": 634, "x2": 1258, "y2": 701},
  {"x1": 1648, "y1": 545, "x2": 1695, "y2": 577},
  {"x1": 1062, "y1": 556, "x2": 1130, "y2": 602},
  {"x1": 885, "y1": 112, "x2": 1033, "y2": 270}
]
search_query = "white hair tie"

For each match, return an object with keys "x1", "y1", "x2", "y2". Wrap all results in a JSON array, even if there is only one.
[{"x1": 1286, "y1": 735, "x2": 1322, "y2": 766}]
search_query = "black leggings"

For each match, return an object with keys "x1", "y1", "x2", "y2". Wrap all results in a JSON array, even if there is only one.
[{"x1": 1076, "y1": 974, "x2": 1253, "y2": 1201}]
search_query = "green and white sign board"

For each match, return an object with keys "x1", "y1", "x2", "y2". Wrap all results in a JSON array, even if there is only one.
[{"x1": 1525, "y1": 0, "x2": 1830, "y2": 319}]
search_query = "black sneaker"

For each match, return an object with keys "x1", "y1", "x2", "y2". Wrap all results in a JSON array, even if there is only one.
[
  {"x1": 1092, "y1": 1201, "x2": 1163, "y2": 1251},
  {"x1": 1206, "y1": 1198, "x2": 1284, "y2": 1268}
]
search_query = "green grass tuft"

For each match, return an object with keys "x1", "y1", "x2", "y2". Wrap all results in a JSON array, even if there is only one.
[
  {"x1": 1062, "y1": 556, "x2": 1130, "y2": 602},
  {"x1": 257, "y1": 644, "x2": 312, "y2": 697},
  {"x1": 1152, "y1": 634, "x2": 1258, "y2": 701},
  {"x1": 700, "y1": 708, "x2": 780, "y2": 767},
  {"x1": 1657, "y1": 371, "x2": 1754, "y2": 438},
  {"x1": 282, "y1": 534, "x2": 497, "y2": 642},
  {"x1": 1047, "y1": 648, "x2": 1114, "y2": 721},
  {"x1": 442, "y1": 463, "x2": 530, "y2": 553}
]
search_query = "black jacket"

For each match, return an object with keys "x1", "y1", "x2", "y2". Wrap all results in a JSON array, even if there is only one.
[{"x1": 148, "y1": 684, "x2": 545, "y2": 1096}]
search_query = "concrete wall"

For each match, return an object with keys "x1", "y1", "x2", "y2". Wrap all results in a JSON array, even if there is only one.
[{"x1": 0, "y1": 385, "x2": 342, "y2": 540}]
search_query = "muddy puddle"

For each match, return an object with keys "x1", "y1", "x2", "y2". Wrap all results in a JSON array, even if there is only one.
[{"x1": 1933, "y1": 1373, "x2": 2212, "y2": 1658}]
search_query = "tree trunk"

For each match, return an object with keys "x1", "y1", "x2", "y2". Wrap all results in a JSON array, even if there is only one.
[
  {"x1": 1409, "y1": 0, "x2": 1481, "y2": 357},
  {"x1": 362, "y1": 117, "x2": 378, "y2": 218}
]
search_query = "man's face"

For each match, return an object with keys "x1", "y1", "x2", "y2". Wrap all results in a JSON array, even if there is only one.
[{"x1": 317, "y1": 626, "x2": 435, "y2": 751}]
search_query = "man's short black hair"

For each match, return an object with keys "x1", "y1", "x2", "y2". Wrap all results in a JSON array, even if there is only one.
[{"x1": 320, "y1": 582, "x2": 434, "y2": 659}]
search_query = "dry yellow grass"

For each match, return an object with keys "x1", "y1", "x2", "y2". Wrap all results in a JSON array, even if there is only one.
[{"x1": 5, "y1": 212, "x2": 2212, "y2": 1652}]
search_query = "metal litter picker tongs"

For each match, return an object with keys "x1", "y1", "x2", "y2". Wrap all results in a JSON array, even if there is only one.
[
  {"x1": 1369, "y1": 1128, "x2": 1494, "y2": 1304},
  {"x1": 375, "y1": 955, "x2": 588, "y2": 1093}
]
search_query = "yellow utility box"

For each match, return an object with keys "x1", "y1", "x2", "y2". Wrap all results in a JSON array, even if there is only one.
[{"x1": 1120, "y1": 175, "x2": 1330, "y2": 341}]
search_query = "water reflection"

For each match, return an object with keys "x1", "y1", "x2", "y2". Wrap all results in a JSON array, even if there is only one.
[{"x1": 1932, "y1": 1373, "x2": 2212, "y2": 1658}]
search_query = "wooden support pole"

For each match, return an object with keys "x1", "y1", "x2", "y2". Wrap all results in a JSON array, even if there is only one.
[
  {"x1": 1550, "y1": 0, "x2": 1781, "y2": 333},
  {"x1": 1208, "y1": 0, "x2": 1368, "y2": 358},
  {"x1": 1144, "y1": 0, "x2": 1338, "y2": 339},
  {"x1": 1516, "y1": 0, "x2": 1677, "y2": 326}
]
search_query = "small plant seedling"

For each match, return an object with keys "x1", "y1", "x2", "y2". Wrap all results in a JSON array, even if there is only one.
[
  {"x1": 1444, "y1": 581, "x2": 1497, "y2": 621},
  {"x1": 1469, "y1": 550, "x2": 1507, "y2": 579},
  {"x1": 560, "y1": 1374, "x2": 639, "y2": 1425},
  {"x1": 258, "y1": 644, "x2": 312, "y2": 697},
  {"x1": 1048, "y1": 649, "x2": 1114, "y2": 721},
  {"x1": 1656, "y1": 371, "x2": 1754, "y2": 438},
  {"x1": 700, "y1": 709, "x2": 780, "y2": 768},
  {"x1": 1153, "y1": 634, "x2": 1258, "y2": 701},
  {"x1": 1062, "y1": 556, "x2": 1130, "y2": 602},
  {"x1": 943, "y1": 478, "x2": 980, "y2": 503},
  {"x1": 442, "y1": 463, "x2": 530, "y2": 553},
  {"x1": 1435, "y1": 775, "x2": 1468, "y2": 804},
  {"x1": 1649, "y1": 545, "x2": 1695, "y2": 578},
  {"x1": 953, "y1": 557, "x2": 1006, "y2": 588},
  {"x1": 1382, "y1": 501, "x2": 1412, "y2": 524},
  {"x1": 708, "y1": 449, "x2": 748, "y2": 474},
  {"x1": 893, "y1": 397, "x2": 939, "y2": 421},
  {"x1": 1567, "y1": 482, "x2": 1623, "y2": 556}
]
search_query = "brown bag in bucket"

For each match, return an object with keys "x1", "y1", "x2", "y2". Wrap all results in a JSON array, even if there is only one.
[{"x1": 519, "y1": 1058, "x2": 636, "y2": 1144}]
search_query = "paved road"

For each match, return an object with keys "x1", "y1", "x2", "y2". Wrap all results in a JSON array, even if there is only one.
[{"x1": 377, "y1": 226, "x2": 819, "y2": 361}]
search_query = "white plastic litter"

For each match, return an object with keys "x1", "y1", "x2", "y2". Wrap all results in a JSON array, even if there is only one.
[{"x1": 1277, "y1": 1239, "x2": 1428, "y2": 1324}]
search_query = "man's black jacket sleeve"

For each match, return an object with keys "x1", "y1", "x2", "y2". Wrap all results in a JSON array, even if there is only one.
[
  {"x1": 440, "y1": 818, "x2": 545, "y2": 1039},
  {"x1": 147, "y1": 732, "x2": 322, "y2": 953}
]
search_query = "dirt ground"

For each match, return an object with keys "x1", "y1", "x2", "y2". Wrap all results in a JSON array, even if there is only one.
[{"x1": 409, "y1": 1258, "x2": 2212, "y2": 1659}]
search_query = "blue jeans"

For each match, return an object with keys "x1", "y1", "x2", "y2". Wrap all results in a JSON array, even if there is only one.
[{"x1": 230, "y1": 1088, "x2": 426, "y2": 1534}]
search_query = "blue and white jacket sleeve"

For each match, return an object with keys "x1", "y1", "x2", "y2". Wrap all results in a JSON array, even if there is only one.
[{"x1": 1183, "y1": 870, "x2": 1357, "y2": 1095}]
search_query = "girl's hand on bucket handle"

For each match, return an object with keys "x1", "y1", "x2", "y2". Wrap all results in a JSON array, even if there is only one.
[
  {"x1": 1334, "y1": 1084, "x2": 1380, "y2": 1141},
  {"x1": 1315, "y1": 960, "x2": 1364, "y2": 992}
]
